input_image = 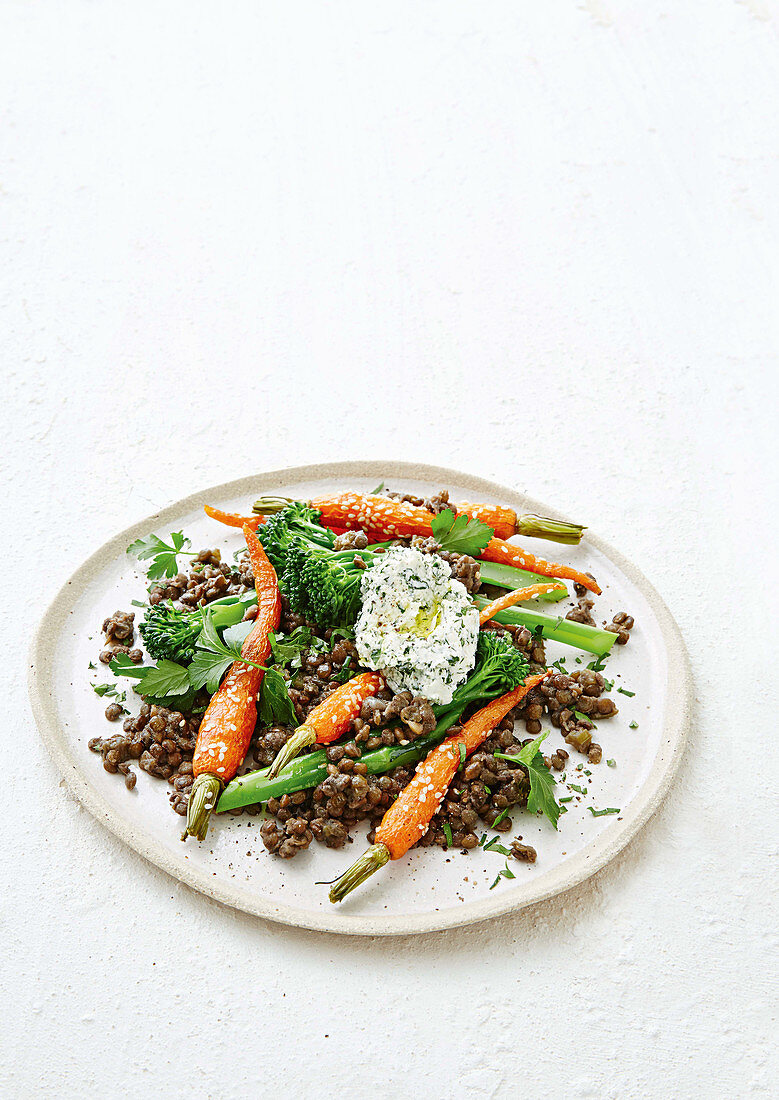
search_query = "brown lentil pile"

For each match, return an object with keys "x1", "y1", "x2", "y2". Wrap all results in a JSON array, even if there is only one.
[
  {"x1": 605, "y1": 611, "x2": 635, "y2": 645},
  {"x1": 148, "y1": 549, "x2": 254, "y2": 609},
  {"x1": 421, "y1": 721, "x2": 533, "y2": 850},
  {"x1": 90, "y1": 511, "x2": 639, "y2": 869},
  {"x1": 513, "y1": 668, "x2": 617, "y2": 760},
  {"x1": 385, "y1": 487, "x2": 452, "y2": 514},
  {"x1": 99, "y1": 610, "x2": 143, "y2": 665},
  {"x1": 89, "y1": 703, "x2": 200, "y2": 804}
]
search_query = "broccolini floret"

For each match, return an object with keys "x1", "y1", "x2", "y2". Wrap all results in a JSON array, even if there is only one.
[
  {"x1": 257, "y1": 502, "x2": 334, "y2": 573},
  {"x1": 139, "y1": 591, "x2": 257, "y2": 664}
]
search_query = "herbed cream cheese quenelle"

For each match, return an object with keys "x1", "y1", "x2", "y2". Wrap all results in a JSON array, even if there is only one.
[{"x1": 353, "y1": 547, "x2": 479, "y2": 705}]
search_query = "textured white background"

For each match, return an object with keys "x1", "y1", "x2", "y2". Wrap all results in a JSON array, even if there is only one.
[{"x1": 1, "y1": 3, "x2": 776, "y2": 1098}]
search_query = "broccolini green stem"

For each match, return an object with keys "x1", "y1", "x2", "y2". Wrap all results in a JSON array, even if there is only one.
[
  {"x1": 217, "y1": 704, "x2": 465, "y2": 812},
  {"x1": 472, "y1": 596, "x2": 615, "y2": 656}
]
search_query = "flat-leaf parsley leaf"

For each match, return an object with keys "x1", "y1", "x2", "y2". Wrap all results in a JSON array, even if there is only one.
[
  {"x1": 430, "y1": 508, "x2": 494, "y2": 556},
  {"x1": 495, "y1": 730, "x2": 561, "y2": 829},
  {"x1": 126, "y1": 531, "x2": 193, "y2": 580}
]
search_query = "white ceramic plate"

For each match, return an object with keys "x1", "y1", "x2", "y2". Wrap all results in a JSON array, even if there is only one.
[{"x1": 29, "y1": 462, "x2": 691, "y2": 935}]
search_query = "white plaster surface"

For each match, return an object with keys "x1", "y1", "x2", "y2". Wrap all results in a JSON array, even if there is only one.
[{"x1": 1, "y1": 3, "x2": 776, "y2": 1098}]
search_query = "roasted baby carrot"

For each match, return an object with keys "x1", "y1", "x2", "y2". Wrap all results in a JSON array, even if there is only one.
[
  {"x1": 479, "y1": 539, "x2": 600, "y2": 594},
  {"x1": 184, "y1": 525, "x2": 281, "y2": 840},
  {"x1": 267, "y1": 671, "x2": 384, "y2": 777},
  {"x1": 328, "y1": 672, "x2": 549, "y2": 901},
  {"x1": 455, "y1": 502, "x2": 517, "y2": 540},
  {"x1": 203, "y1": 505, "x2": 266, "y2": 530},
  {"x1": 279, "y1": 493, "x2": 599, "y2": 594},
  {"x1": 477, "y1": 583, "x2": 562, "y2": 625}
]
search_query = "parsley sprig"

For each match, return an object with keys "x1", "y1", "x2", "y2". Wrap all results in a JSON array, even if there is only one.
[
  {"x1": 430, "y1": 508, "x2": 494, "y2": 556},
  {"x1": 126, "y1": 531, "x2": 195, "y2": 580},
  {"x1": 495, "y1": 730, "x2": 561, "y2": 829}
]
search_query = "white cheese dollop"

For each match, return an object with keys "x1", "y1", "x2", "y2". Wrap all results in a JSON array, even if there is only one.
[{"x1": 354, "y1": 547, "x2": 479, "y2": 705}]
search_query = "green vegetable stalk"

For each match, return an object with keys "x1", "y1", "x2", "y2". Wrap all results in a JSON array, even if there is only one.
[
  {"x1": 217, "y1": 703, "x2": 465, "y2": 812},
  {"x1": 219, "y1": 630, "x2": 529, "y2": 812},
  {"x1": 472, "y1": 595, "x2": 616, "y2": 656}
]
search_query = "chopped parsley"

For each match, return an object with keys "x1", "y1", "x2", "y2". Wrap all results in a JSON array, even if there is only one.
[
  {"x1": 486, "y1": 862, "x2": 517, "y2": 888},
  {"x1": 568, "y1": 782, "x2": 587, "y2": 795},
  {"x1": 482, "y1": 835, "x2": 511, "y2": 856},
  {"x1": 92, "y1": 683, "x2": 126, "y2": 701}
]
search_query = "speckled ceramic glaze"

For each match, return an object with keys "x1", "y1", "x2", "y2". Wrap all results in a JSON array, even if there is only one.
[{"x1": 28, "y1": 462, "x2": 691, "y2": 935}]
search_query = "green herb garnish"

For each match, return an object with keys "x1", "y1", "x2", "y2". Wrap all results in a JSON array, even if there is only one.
[
  {"x1": 126, "y1": 531, "x2": 193, "y2": 580},
  {"x1": 430, "y1": 508, "x2": 493, "y2": 556},
  {"x1": 617, "y1": 687, "x2": 635, "y2": 697},
  {"x1": 495, "y1": 731, "x2": 561, "y2": 829},
  {"x1": 568, "y1": 782, "x2": 587, "y2": 795},
  {"x1": 187, "y1": 611, "x2": 264, "y2": 693},
  {"x1": 589, "y1": 806, "x2": 620, "y2": 817},
  {"x1": 489, "y1": 860, "x2": 516, "y2": 889},
  {"x1": 629, "y1": 721, "x2": 639, "y2": 729},
  {"x1": 607, "y1": 758, "x2": 616, "y2": 768},
  {"x1": 258, "y1": 668, "x2": 297, "y2": 726},
  {"x1": 92, "y1": 683, "x2": 126, "y2": 701},
  {"x1": 442, "y1": 822, "x2": 453, "y2": 848},
  {"x1": 483, "y1": 834, "x2": 511, "y2": 856}
]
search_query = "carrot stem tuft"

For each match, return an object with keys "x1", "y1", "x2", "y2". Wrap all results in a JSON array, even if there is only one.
[
  {"x1": 183, "y1": 773, "x2": 223, "y2": 841},
  {"x1": 329, "y1": 844, "x2": 390, "y2": 903},
  {"x1": 267, "y1": 725, "x2": 316, "y2": 778},
  {"x1": 515, "y1": 514, "x2": 586, "y2": 545},
  {"x1": 252, "y1": 495, "x2": 294, "y2": 515}
]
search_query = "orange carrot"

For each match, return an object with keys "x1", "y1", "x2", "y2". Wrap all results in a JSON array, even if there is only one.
[
  {"x1": 304, "y1": 493, "x2": 600, "y2": 594},
  {"x1": 267, "y1": 671, "x2": 384, "y2": 777},
  {"x1": 184, "y1": 525, "x2": 280, "y2": 840},
  {"x1": 477, "y1": 583, "x2": 562, "y2": 625},
  {"x1": 455, "y1": 501, "x2": 516, "y2": 539},
  {"x1": 204, "y1": 504, "x2": 265, "y2": 530},
  {"x1": 328, "y1": 672, "x2": 550, "y2": 899},
  {"x1": 479, "y1": 539, "x2": 600, "y2": 595},
  {"x1": 205, "y1": 503, "x2": 349, "y2": 538},
  {"x1": 375, "y1": 673, "x2": 549, "y2": 860}
]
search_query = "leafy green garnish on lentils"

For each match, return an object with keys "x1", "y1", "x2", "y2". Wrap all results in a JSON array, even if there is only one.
[
  {"x1": 495, "y1": 730, "x2": 561, "y2": 829},
  {"x1": 126, "y1": 531, "x2": 193, "y2": 580}
]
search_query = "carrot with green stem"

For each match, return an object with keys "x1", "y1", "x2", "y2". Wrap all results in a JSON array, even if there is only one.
[
  {"x1": 252, "y1": 492, "x2": 599, "y2": 594},
  {"x1": 184, "y1": 524, "x2": 281, "y2": 840},
  {"x1": 267, "y1": 671, "x2": 385, "y2": 778},
  {"x1": 254, "y1": 491, "x2": 584, "y2": 545},
  {"x1": 328, "y1": 672, "x2": 550, "y2": 902}
]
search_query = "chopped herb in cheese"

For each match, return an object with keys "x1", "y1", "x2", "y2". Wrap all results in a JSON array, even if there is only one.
[{"x1": 354, "y1": 547, "x2": 479, "y2": 704}]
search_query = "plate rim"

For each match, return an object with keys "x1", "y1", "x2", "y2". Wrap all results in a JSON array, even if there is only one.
[{"x1": 28, "y1": 460, "x2": 692, "y2": 936}]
